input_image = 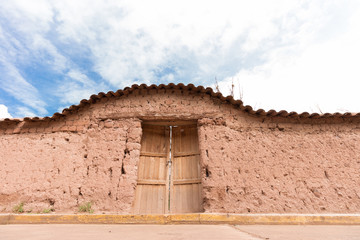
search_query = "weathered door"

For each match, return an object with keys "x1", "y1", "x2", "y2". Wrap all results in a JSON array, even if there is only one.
[
  {"x1": 133, "y1": 125, "x2": 169, "y2": 214},
  {"x1": 133, "y1": 123, "x2": 202, "y2": 214},
  {"x1": 170, "y1": 125, "x2": 202, "y2": 213}
]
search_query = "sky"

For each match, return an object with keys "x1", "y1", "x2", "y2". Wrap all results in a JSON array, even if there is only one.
[{"x1": 0, "y1": 0, "x2": 359, "y2": 118}]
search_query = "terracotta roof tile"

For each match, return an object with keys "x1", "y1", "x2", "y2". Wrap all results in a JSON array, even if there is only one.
[{"x1": 1, "y1": 83, "x2": 359, "y2": 123}]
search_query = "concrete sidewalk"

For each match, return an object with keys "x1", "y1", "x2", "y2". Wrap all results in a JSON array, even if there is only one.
[
  {"x1": 1, "y1": 224, "x2": 360, "y2": 240},
  {"x1": 235, "y1": 225, "x2": 360, "y2": 240},
  {"x1": 0, "y1": 224, "x2": 254, "y2": 240}
]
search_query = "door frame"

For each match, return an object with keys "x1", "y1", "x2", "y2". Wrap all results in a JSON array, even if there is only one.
[{"x1": 141, "y1": 120, "x2": 198, "y2": 126}]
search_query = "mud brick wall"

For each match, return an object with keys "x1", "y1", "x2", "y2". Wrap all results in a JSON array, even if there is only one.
[
  {"x1": 0, "y1": 87, "x2": 359, "y2": 213},
  {"x1": 0, "y1": 113, "x2": 142, "y2": 213},
  {"x1": 198, "y1": 117, "x2": 360, "y2": 213}
]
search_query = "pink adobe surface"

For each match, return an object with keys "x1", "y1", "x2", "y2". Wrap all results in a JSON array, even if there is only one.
[{"x1": 0, "y1": 89, "x2": 359, "y2": 213}]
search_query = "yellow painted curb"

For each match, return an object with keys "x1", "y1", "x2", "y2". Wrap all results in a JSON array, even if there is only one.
[
  {"x1": 1, "y1": 214, "x2": 360, "y2": 225},
  {"x1": 199, "y1": 214, "x2": 360, "y2": 225}
]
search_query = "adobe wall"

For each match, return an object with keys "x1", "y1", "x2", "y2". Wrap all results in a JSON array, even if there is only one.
[
  {"x1": 0, "y1": 117, "x2": 142, "y2": 213},
  {"x1": 0, "y1": 88, "x2": 359, "y2": 213},
  {"x1": 198, "y1": 118, "x2": 360, "y2": 213}
]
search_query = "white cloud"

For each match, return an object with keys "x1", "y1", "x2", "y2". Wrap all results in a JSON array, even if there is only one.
[
  {"x1": 0, "y1": 104, "x2": 12, "y2": 118},
  {"x1": 217, "y1": 32, "x2": 360, "y2": 113},
  {"x1": 31, "y1": 35, "x2": 68, "y2": 72},
  {"x1": 0, "y1": 6, "x2": 67, "y2": 73},
  {"x1": 67, "y1": 69, "x2": 96, "y2": 85},
  {"x1": 57, "y1": 83, "x2": 97, "y2": 105},
  {"x1": 0, "y1": 0, "x2": 99, "y2": 115},
  {"x1": 1, "y1": 0, "x2": 360, "y2": 115},
  {"x1": 215, "y1": 0, "x2": 360, "y2": 113},
  {"x1": 51, "y1": 0, "x2": 305, "y2": 87},
  {"x1": 0, "y1": 60, "x2": 48, "y2": 115},
  {"x1": 15, "y1": 106, "x2": 36, "y2": 118},
  {"x1": 55, "y1": 69, "x2": 108, "y2": 106},
  {"x1": 0, "y1": 0, "x2": 54, "y2": 33}
]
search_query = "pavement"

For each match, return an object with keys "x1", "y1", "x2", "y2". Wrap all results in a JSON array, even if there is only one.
[
  {"x1": 1, "y1": 224, "x2": 360, "y2": 240},
  {"x1": 235, "y1": 225, "x2": 360, "y2": 240}
]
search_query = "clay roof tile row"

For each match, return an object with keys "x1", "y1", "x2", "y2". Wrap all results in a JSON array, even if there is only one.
[{"x1": 1, "y1": 83, "x2": 360, "y2": 123}]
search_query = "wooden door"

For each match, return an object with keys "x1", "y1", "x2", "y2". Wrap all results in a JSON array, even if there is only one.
[
  {"x1": 133, "y1": 123, "x2": 202, "y2": 214},
  {"x1": 170, "y1": 125, "x2": 202, "y2": 213},
  {"x1": 133, "y1": 125, "x2": 169, "y2": 214}
]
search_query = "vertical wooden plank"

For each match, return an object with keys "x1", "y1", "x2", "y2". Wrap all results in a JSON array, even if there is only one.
[
  {"x1": 139, "y1": 185, "x2": 147, "y2": 213},
  {"x1": 157, "y1": 184, "x2": 164, "y2": 213},
  {"x1": 154, "y1": 155, "x2": 160, "y2": 180},
  {"x1": 151, "y1": 185, "x2": 158, "y2": 214},
  {"x1": 186, "y1": 185, "x2": 191, "y2": 213},
  {"x1": 182, "y1": 185, "x2": 187, "y2": 213},
  {"x1": 133, "y1": 185, "x2": 141, "y2": 214},
  {"x1": 151, "y1": 157, "x2": 156, "y2": 180},
  {"x1": 148, "y1": 185, "x2": 153, "y2": 214},
  {"x1": 175, "y1": 185, "x2": 181, "y2": 213},
  {"x1": 192, "y1": 183, "x2": 198, "y2": 212}
]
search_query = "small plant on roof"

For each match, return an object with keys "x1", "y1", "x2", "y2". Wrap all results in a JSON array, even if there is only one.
[
  {"x1": 214, "y1": 77, "x2": 244, "y2": 101},
  {"x1": 78, "y1": 202, "x2": 94, "y2": 213},
  {"x1": 13, "y1": 202, "x2": 24, "y2": 213},
  {"x1": 215, "y1": 76, "x2": 220, "y2": 92}
]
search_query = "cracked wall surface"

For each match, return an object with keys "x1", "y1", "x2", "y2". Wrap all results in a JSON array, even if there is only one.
[
  {"x1": 0, "y1": 116, "x2": 142, "y2": 213},
  {"x1": 198, "y1": 120, "x2": 360, "y2": 213},
  {"x1": 0, "y1": 88, "x2": 359, "y2": 213}
]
